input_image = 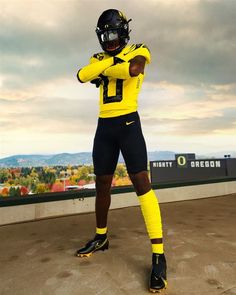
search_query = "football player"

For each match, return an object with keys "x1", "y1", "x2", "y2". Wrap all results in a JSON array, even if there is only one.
[{"x1": 76, "y1": 9, "x2": 167, "y2": 293}]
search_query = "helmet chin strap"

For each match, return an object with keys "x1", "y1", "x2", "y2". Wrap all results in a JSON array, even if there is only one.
[
  {"x1": 103, "y1": 39, "x2": 128, "y2": 56},
  {"x1": 105, "y1": 47, "x2": 123, "y2": 56}
]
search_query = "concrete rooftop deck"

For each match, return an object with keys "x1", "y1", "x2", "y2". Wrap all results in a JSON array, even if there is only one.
[{"x1": 0, "y1": 194, "x2": 235, "y2": 295}]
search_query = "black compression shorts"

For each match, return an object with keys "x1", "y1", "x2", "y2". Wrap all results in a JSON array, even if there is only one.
[{"x1": 92, "y1": 112, "x2": 147, "y2": 176}]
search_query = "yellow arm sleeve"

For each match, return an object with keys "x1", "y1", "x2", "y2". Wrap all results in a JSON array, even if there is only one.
[
  {"x1": 103, "y1": 62, "x2": 131, "y2": 80},
  {"x1": 77, "y1": 57, "x2": 114, "y2": 83}
]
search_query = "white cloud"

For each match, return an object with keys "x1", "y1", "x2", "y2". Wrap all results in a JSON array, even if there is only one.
[
  {"x1": 1, "y1": 0, "x2": 236, "y2": 158},
  {"x1": 140, "y1": 81, "x2": 236, "y2": 121}
]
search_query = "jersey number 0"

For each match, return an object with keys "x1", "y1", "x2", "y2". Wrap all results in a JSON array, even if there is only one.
[{"x1": 102, "y1": 76, "x2": 123, "y2": 104}]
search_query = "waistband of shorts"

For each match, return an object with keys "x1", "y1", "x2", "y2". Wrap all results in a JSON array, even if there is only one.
[{"x1": 98, "y1": 111, "x2": 139, "y2": 123}]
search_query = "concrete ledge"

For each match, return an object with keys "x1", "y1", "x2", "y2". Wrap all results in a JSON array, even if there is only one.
[
  {"x1": 157, "y1": 179, "x2": 236, "y2": 203},
  {"x1": 0, "y1": 180, "x2": 235, "y2": 226}
]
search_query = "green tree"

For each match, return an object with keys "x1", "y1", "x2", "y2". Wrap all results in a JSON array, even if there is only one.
[
  {"x1": 114, "y1": 164, "x2": 127, "y2": 178},
  {"x1": 31, "y1": 178, "x2": 40, "y2": 193},
  {"x1": 21, "y1": 167, "x2": 31, "y2": 177},
  {"x1": 9, "y1": 187, "x2": 21, "y2": 197},
  {"x1": 39, "y1": 170, "x2": 56, "y2": 186},
  {"x1": 77, "y1": 166, "x2": 90, "y2": 180},
  {"x1": 0, "y1": 169, "x2": 10, "y2": 183}
]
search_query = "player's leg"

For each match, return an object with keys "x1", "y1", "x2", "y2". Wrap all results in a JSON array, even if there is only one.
[
  {"x1": 120, "y1": 112, "x2": 167, "y2": 292},
  {"x1": 76, "y1": 117, "x2": 119, "y2": 257},
  {"x1": 95, "y1": 174, "x2": 113, "y2": 229},
  {"x1": 76, "y1": 174, "x2": 113, "y2": 257},
  {"x1": 129, "y1": 171, "x2": 167, "y2": 292}
]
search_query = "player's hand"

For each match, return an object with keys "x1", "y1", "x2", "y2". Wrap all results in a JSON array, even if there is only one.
[{"x1": 90, "y1": 78, "x2": 102, "y2": 88}]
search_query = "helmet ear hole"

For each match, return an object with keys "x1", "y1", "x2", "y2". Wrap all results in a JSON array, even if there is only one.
[{"x1": 96, "y1": 9, "x2": 131, "y2": 55}]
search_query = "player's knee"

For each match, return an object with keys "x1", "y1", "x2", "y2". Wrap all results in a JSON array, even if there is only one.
[
  {"x1": 95, "y1": 174, "x2": 113, "y2": 193},
  {"x1": 129, "y1": 171, "x2": 151, "y2": 196}
]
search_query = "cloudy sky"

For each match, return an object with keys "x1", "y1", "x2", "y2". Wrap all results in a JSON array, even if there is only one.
[{"x1": 0, "y1": 0, "x2": 236, "y2": 159}]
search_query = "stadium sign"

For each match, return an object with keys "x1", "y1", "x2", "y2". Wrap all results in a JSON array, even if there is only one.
[
  {"x1": 151, "y1": 159, "x2": 222, "y2": 169},
  {"x1": 150, "y1": 154, "x2": 236, "y2": 184},
  {"x1": 152, "y1": 161, "x2": 173, "y2": 168},
  {"x1": 190, "y1": 160, "x2": 221, "y2": 168}
]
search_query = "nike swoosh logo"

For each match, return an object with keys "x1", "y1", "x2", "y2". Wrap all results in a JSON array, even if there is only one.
[
  {"x1": 95, "y1": 242, "x2": 100, "y2": 249},
  {"x1": 94, "y1": 239, "x2": 107, "y2": 250},
  {"x1": 126, "y1": 121, "x2": 135, "y2": 126}
]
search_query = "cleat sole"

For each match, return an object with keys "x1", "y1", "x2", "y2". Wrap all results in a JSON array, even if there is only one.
[
  {"x1": 75, "y1": 240, "x2": 109, "y2": 258},
  {"x1": 149, "y1": 287, "x2": 166, "y2": 293},
  {"x1": 149, "y1": 279, "x2": 167, "y2": 293},
  {"x1": 76, "y1": 252, "x2": 92, "y2": 258}
]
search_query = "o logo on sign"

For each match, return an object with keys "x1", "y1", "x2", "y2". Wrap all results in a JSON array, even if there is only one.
[{"x1": 177, "y1": 156, "x2": 186, "y2": 166}]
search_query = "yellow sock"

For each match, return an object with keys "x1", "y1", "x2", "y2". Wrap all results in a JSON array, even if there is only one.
[
  {"x1": 96, "y1": 227, "x2": 107, "y2": 235},
  {"x1": 152, "y1": 243, "x2": 164, "y2": 254},
  {"x1": 139, "y1": 189, "x2": 164, "y2": 254}
]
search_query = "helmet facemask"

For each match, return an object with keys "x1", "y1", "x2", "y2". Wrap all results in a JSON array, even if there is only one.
[{"x1": 96, "y1": 9, "x2": 131, "y2": 56}]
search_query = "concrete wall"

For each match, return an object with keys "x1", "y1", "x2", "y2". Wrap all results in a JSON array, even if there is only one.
[{"x1": 0, "y1": 180, "x2": 236, "y2": 226}]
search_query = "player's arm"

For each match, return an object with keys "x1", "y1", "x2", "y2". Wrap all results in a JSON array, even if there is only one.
[
  {"x1": 129, "y1": 55, "x2": 146, "y2": 76},
  {"x1": 77, "y1": 56, "x2": 114, "y2": 83},
  {"x1": 102, "y1": 55, "x2": 146, "y2": 80}
]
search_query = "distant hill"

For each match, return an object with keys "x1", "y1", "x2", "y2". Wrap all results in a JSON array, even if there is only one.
[
  {"x1": 0, "y1": 151, "x2": 176, "y2": 167},
  {"x1": 1, "y1": 150, "x2": 234, "y2": 168}
]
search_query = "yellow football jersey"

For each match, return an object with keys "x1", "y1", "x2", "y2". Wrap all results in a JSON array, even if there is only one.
[{"x1": 90, "y1": 44, "x2": 151, "y2": 118}]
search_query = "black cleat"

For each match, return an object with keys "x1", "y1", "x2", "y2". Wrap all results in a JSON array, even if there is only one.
[
  {"x1": 149, "y1": 253, "x2": 167, "y2": 293},
  {"x1": 75, "y1": 234, "x2": 109, "y2": 257}
]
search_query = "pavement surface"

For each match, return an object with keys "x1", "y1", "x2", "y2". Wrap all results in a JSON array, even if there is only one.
[{"x1": 0, "y1": 194, "x2": 235, "y2": 295}]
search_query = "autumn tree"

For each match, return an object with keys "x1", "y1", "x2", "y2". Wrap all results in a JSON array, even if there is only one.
[{"x1": 35, "y1": 183, "x2": 48, "y2": 194}]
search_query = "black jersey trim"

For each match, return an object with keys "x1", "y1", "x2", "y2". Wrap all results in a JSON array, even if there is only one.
[{"x1": 77, "y1": 69, "x2": 85, "y2": 83}]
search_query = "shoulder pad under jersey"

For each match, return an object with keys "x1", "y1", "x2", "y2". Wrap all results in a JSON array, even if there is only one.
[
  {"x1": 135, "y1": 43, "x2": 150, "y2": 51},
  {"x1": 120, "y1": 43, "x2": 151, "y2": 63}
]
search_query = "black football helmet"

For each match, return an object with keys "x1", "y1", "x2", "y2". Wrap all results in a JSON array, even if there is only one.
[{"x1": 96, "y1": 9, "x2": 131, "y2": 56}]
